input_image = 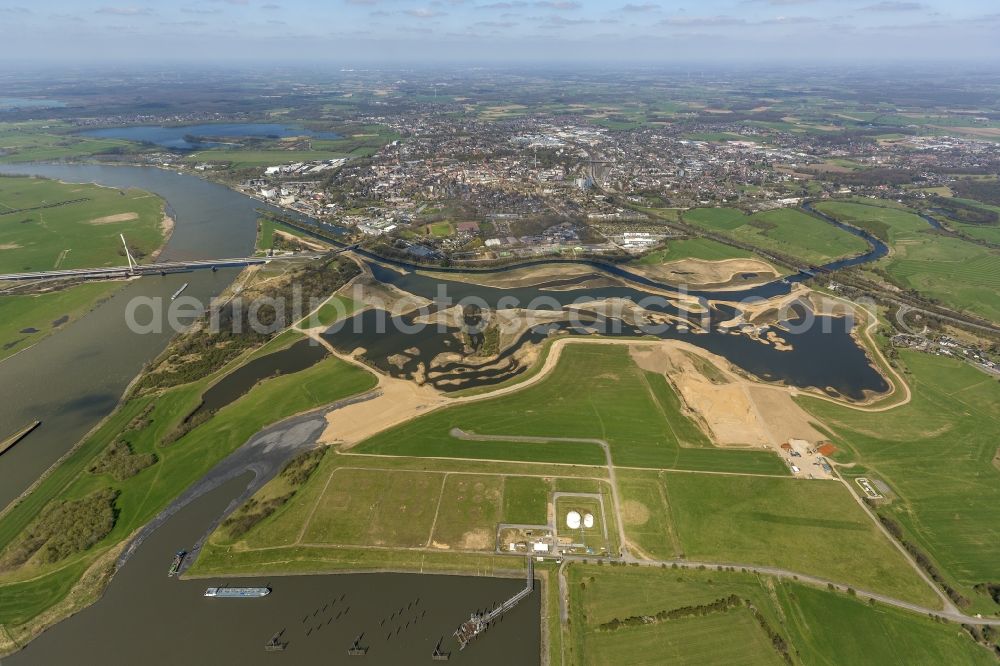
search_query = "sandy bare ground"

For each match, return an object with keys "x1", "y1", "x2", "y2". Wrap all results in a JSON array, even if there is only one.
[
  {"x1": 0, "y1": 243, "x2": 21, "y2": 250},
  {"x1": 629, "y1": 343, "x2": 823, "y2": 449},
  {"x1": 273, "y1": 229, "x2": 328, "y2": 252},
  {"x1": 629, "y1": 257, "x2": 779, "y2": 289},
  {"x1": 87, "y1": 212, "x2": 138, "y2": 225},
  {"x1": 416, "y1": 263, "x2": 599, "y2": 289}
]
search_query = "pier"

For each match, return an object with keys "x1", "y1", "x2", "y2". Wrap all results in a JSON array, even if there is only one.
[
  {"x1": 0, "y1": 421, "x2": 41, "y2": 457},
  {"x1": 454, "y1": 558, "x2": 534, "y2": 650}
]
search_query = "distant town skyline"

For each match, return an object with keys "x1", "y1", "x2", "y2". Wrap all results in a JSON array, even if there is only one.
[{"x1": 1, "y1": 0, "x2": 999, "y2": 63}]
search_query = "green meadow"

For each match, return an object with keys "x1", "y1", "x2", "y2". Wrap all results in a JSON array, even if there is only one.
[
  {"x1": 0, "y1": 122, "x2": 136, "y2": 163},
  {"x1": 815, "y1": 200, "x2": 1000, "y2": 322},
  {"x1": 630, "y1": 237, "x2": 759, "y2": 266},
  {"x1": 567, "y1": 566, "x2": 993, "y2": 666},
  {"x1": 0, "y1": 176, "x2": 166, "y2": 273},
  {"x1": 683, "y1": 206, "x2": 869, "y2": 265},
  {"x1": 799, "y1": 350, "x2": 1000, "y2": 614},
  {"x1": 354, "y1": 344, "x2": 786, "y2": 474},
  {"x1": 617, "y1": 469, "x2": 939, "y2": 607}
]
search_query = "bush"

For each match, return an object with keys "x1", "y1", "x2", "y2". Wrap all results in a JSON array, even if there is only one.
[
  {"x1": 1, "y1": 489, "x2": 119, "y2": 569},
  {"x1": 88, "y1": 440, "x2": 157, "y2": 481}
]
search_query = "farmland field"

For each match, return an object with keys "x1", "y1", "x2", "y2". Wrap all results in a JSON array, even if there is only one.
[
  {"x1": 567, "y1": 566, "x2": 993, "y2": 666},
  {"x1": 354, "y1": 344, "x2": 787, "y2": 474},
  {"x1": 799, "y1": 350, "x2": 1000, "y2": 613},
  {"x1": 815, "y1": 200, "x2": 1000, "y2": 322},
  {"x1": 683, "y1": 206, "x2": 869, "y2": 265}
]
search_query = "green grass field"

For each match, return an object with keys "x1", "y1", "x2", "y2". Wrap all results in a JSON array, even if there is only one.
[
  {"x1": 0, "y1": 282, "x2": 121, "y2": 361},
  {"x1": 0, "y1": 334, "x2": 376, "y2": 631},
  {"x1": 815, "y1": 200, "x2": 1000, "y2": 322},
  {"x1": 799, "y1": 350, "x2": 1000, "y2": 613},
  {"x1": 683, "y1": 206, "x2": 869, "y2": 265},
  {"x1": 619, "y1": 470, "x2": 940, "y2": 606},
  {"x1": 630, "y1": 237, "x2": 758, "y2": 266},
  {"x1": 0, "y1": 176, "x2": 166, "y2": 273},
  {"x1": 567, "y1": 565, "x2": 992, "y2": 666},
  {"x1": 354, "y1": 345, "x2": 786, "y2": 474},
  {"x1": 197, "y1": 451, "x2": 614, "y2": 570},
  {"x1": 0, "y1": 122, "x2": 137, "y2": 163}
]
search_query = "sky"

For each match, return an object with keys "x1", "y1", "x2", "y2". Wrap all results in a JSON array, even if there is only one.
[{"x1": 1, "y1": 0, "x2": 999, "y2": 64}]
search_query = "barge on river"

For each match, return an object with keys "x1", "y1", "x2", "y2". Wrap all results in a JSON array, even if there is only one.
[{"x1": 204, "y1": 586, "x2": 271, "y2": 598}]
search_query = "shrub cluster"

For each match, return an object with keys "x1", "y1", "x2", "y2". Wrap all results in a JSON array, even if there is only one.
[
  {"x1": 1, "y1": 489, "x2": 119, "y2": 569},
  {"x1": 87, "y1": 440, "x2": 157, "y2": 481}
]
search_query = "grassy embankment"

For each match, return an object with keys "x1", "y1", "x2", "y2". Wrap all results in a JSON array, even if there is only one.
[
  {"x1": 799, "y1": 350, "x2": 1000, "y2": 616},
  {"x1": 567, "y1": 565, "x2": 994, "y2": 666},
  {"x1": 814, "y1": 200, "x2": 1000, "y2": 323},
  {"x1": 683, "y1": 206, "x2": 869, "y2": 266},
  {"x1": 0, "y1": 175, "x2": 169, "y2": 360}
]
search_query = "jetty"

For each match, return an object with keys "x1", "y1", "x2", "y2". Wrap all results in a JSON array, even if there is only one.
[
  {"x1": 0, "y1": 421, "x2": 41, "y2": 457},
  {"x1": 347, "y1": 634, "x2": 368, "y2": 656},
  {"x1": 264, "y1": 629, "x2": 287, "y2": 651},
  {"x1": 454, "y1": 557, "x2": 534, "y2": 650}
]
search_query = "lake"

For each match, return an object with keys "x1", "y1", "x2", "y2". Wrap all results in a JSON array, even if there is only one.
[{"x1": 79, "y1": 123, "x2": 342, "y2": 150}]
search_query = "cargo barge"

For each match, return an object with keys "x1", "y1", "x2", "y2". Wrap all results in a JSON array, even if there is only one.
[
  {"x1": 204, "y1": 586, "x2": 271, "y2": 598},
  {"x1": 168, "y1": 550, "x2": 186, "y2": 577}
]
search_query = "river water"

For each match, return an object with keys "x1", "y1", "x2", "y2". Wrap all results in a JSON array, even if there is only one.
[{"x1": 0, "y1": 163, "x2": 889, "y2": 663}]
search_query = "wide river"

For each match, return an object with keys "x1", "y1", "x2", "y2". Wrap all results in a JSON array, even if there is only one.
[
  {"x1": 0, "y1": 164, "x2": 540, "y2": 665},
  {"x1": 0, "y1": 163, "x2": 888, "y2": 664}
]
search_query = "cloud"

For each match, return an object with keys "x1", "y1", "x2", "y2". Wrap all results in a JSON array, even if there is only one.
[
  {"x1": 404, "y1": 7, "x2": 446, "y2": 18},
  {"x1": 621, "y1": 3, "x2": 658, "y2": 12},
  {"x1": 759, "y1": 15, "x2": 819, "y2": 24},
  {"x1": 261, "y1": 3, "x2": 281, "y2": 9},
  {"x1": 861, "y1": 1, "x2": 925, "y2": 11},
  {"x1": 535, "y1": 1, "x2": 580, "y2": 9},
  {"x1": 0, "y1": 6, "x2": 31, "y2": 14},
  {"x1": 95, "y1": 6, "x2": 154, "y2": 16},
  {"x1": 660, "y1": 15, "x2": 745, "y2": 26}
]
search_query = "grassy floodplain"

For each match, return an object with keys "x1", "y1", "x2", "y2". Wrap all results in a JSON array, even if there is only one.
[
  {"x1": 629, "y1": 237, "x2": 759, "y2": 266},
  {"x1": 354, "y1": 344, "x2": 786, "y2": 474},
  {"x1": 683, "y1": 206, "x2": 869, "y2": 266},
  {"x1": 0, "y1": 176, "x2": 166, "y2": 273},
  {"x1": 567, "y1": 566, "x2": 994, "y2": 666},
  {"x1": 815, "y1": 200, "x2": 1000, "y2": 322},
  {"x1": 0, "y1": 121, "x2": 137, "y2": 163},
  {"x1": 0, "y1": 281, "x2": 121, "y2": 362},
  {"x1": 617, "y1": 469, "x2": 939, "y2": 607},
  {"x1": 0, "y1": 331, "x2": 376, "y2": 639},
  {"x1": 799, "y1": 350, "x2": 1000, "y2": 614}
]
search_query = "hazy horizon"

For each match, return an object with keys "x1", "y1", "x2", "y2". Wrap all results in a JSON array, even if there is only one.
[{"x1": 1, "y1": 0, "x2": 999, "y2": 65}]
